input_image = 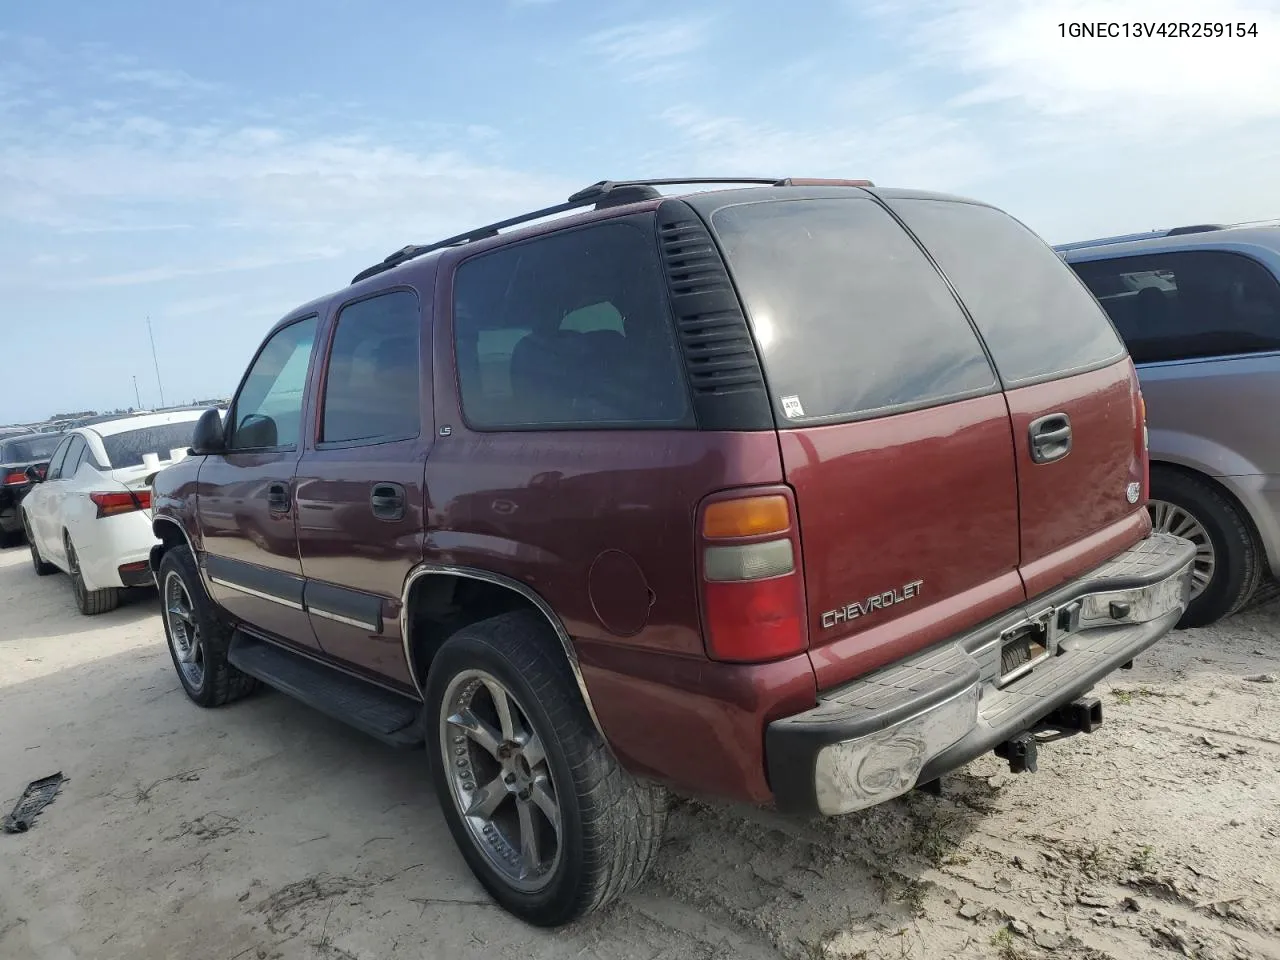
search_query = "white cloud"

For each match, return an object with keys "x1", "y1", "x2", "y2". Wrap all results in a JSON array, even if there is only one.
[
  {"x1": 584, "y1": 17, "x2": 714, "y2": 83},
  {"x1": 108, "y1": 66, "x2": 223, "y2": 94}
]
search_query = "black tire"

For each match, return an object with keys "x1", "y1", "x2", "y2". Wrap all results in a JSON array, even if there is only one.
[
  {"x1": 1149, "y1": 468, "x2": 1263, "y2": 628},
  {"x1": 24, "y1": 515, "x2": 56, "y2": 576},
  {"x1": 65, "y1": 536, "x2": 120, "y2": 616},
  {"x1": 158, "y1": 545, "x2": 258, "y2": 708},
  {"x1": 425, "y1": 610, "x2": 666, "y2": 927}
]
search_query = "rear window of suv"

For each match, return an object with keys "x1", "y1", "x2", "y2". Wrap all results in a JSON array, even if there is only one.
[
  {"x1": 885, "y1": 199, "x2": 1125, "y2": 385},
  {"x1": 710, "y1": 197, "x2": 997, "y2": 422}
]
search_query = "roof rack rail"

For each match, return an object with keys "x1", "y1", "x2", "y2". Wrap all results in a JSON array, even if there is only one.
[
  {"x1": 1055, "y1": 222, "x2": 1231, "y2": 254},
  {"x1": 1165, "y1": 223, "x2": 1225, "y2": 236},
  {"x1": 350, "y1": 176, "x2": 875, "y2": 284}
]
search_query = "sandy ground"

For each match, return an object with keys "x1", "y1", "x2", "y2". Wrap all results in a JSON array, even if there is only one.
[{"x1": 1, "y1": 544, "x2": 1278, "y2": 960}]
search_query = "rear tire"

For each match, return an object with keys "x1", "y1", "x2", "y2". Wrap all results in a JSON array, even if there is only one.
[
  {"x1": 24, "y1": 515, "x2": 56, "y2": 576},
  {"x1": 158, "y1": 545, "x2": 258, "y2": 708},
  {"x1": 1149, "y1": 468, "x2": 1262, "y2": 628},
  {"x1": 425, "y1": 610, "x2": 666, "y2": 927},
  {"x1": 65, "y1": 536, "x2": 120, "y2": 616}
]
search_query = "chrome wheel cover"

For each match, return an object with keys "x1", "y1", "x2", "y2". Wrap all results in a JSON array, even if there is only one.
[
  {"x1": 164, "y1": 570, "x2": 205, "y2": 689},
  {"x1": 439, "y1": 669, "x2": 563, "y2": 892},
  {"x1": 1148, "y1": 499, "x2": 1215, "y2": 600}
]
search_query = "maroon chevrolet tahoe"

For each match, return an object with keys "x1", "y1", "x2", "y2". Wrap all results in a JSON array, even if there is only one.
[{"x1": 148, "y1": 177, "x2": 1195, "y2": 926}]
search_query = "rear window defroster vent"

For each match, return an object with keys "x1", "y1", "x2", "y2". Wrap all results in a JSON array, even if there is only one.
[{"x1": 657, "y1": 200, "x2": 774, "y2": 431}]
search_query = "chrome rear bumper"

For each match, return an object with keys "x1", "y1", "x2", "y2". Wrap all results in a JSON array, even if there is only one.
[{"x1": 766, "y1": 532, "x2": 1195, "y2": 816}]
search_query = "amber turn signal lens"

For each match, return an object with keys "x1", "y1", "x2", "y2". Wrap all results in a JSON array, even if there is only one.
[{"x1": 702, "y1": 495, "x2": 790, "y2": 539}]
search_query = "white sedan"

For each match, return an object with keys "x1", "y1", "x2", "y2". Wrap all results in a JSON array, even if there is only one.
[{"x1": 21, "y1": 411, "x2": 203, "y2": 615}]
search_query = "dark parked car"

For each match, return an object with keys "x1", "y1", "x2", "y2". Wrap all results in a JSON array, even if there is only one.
[
  {"x1": 1058, "y1": 223, "x2": 1280, "y2": 626},
  {"x1": 0, "y1": 433, "x2": 63, "y2": 545},
  {"x1": 149, "y1": 177, "x2": 1193, "y2": 926}
]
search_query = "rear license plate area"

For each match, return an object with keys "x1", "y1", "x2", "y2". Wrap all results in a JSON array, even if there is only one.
[{"x1": 998, "y1": 619, "x2": 1053, "y2": 686}]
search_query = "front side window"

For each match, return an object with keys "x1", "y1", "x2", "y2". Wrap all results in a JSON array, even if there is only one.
[
  {"x1": 321, "y1": 291, "x2": 422, "y2": 444},
  {"x1": 887, "y1": 198, "x2": 1125, "y2": 384},
  {"x1": 1071, "y1": 251, "x2": 1280, "y2": 364},
  {"x1": 56, "y1": 436, "x2": 87, "y2": 479},
  {"x1": 43, "y1": 437, "x2": 73, "y2": 480},
  {"x1": 452, "y1": 218, "x2": 691, "y2": 429},
  {"x1": 228, "y1": 317, "x2": 319, "y2": 451},
  {"x1": 710, "y1": 197, "x2": 996, "y2": 422}
]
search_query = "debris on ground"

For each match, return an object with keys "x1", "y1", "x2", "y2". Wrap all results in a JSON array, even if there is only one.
[{"x1": 2, "y1": 772, "x2": 65, "y2": 834}]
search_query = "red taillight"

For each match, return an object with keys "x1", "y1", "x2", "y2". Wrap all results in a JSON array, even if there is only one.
[
  {"x1": 3, "y1": 470, "x2": 27, "y2": 486},
  {"x1": 90, "y1": 490, "x2": 151, "y2": 518},
  {"x1": 698, "y1": 491, "x2": 808, "y2": 663}
]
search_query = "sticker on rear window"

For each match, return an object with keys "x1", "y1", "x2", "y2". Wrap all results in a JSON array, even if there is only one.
[{"x1": 780, "y1": 395, "x2": 805, "y2": 419}]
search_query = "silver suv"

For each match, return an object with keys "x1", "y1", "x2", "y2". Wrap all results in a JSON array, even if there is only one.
[{"x1": 1058, "y1": 223, "x2": 1280, "y2": 626}]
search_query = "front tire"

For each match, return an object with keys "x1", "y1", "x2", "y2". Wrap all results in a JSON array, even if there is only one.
[
  {"x1": 425, "y1": 610, "x2": 666, "y2": 926},
  {"x1": 1149, "y1": 468, "x2": 1262, "y2": 628},
  {"x1": 65, "y1": 536, "x2": 120, "y2": 615},
  {"x1": 158, "y1": 545, "x2": 258, "y2": 707},
  {"x1": 25, "y1": 515, "x2": 56, "y2": 576}
]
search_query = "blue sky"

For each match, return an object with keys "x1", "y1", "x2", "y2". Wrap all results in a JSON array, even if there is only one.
[{"x1": 3, "y1": 0, "x2": 1279, "y2": 423}]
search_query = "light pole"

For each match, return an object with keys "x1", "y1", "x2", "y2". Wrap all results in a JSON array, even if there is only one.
[
  {"x1": 132, "y1": 375, "x2": 141, "y2": 409},
  {"x1": 147, "y1": 316, "x2": 165, "y2": 409}
]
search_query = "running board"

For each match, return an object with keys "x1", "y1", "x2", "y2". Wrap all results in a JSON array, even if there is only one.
[{"x1": 228, "y1": 631, "x2": 423, "y2": 748}]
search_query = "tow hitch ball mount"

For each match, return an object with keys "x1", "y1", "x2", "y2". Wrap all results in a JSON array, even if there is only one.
[{"x1": 994, "y1": 694, "x2": 1104, "y2": 774}]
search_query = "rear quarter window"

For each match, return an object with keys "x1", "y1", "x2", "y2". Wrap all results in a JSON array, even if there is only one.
[
  {"x1": 709, "y1": 197, "x2": 996, "y2": 422},
  {"x1": 887, "y1": 199, "x2": 1125, "y2": 384},
  {"x1": 452, "y1": 217, "x2": 692, "y2": 430}
]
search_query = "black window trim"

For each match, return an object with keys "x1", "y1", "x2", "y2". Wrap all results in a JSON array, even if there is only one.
[
  {"x1": 448, "y1": 213, "x2": 698, "y2": 434},
  {"x1": 314, "y1": 285, "x2": 426, "y2": 451},
  {"x1": 877, "y1": 195, "x2": 1129, "y2": 392},
  {"x1": 1069, "y1": 248, "x2": 1280, "y2": 368},
  {"x1": 705, "y1": 195, "x2": 1003, "y2": 428},
  {"x1": 224, "y1": 314, "x2": 321, "y2": 455}
]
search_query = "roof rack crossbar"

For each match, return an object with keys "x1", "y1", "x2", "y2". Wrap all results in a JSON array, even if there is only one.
[{"x1": 350, "y1": 176, "x2": 874, "y2": 284}]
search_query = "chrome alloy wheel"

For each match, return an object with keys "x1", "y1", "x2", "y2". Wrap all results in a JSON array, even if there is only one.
[
  {"x1": 1148, "y1": 499, "x2": 1215, "y2": 599},
  {"x1": 163, "y1": 570, "x2": 205, "y2": 688},
  {"x1": 440, "y1": 669, "x2": 563, "y2": 892}
]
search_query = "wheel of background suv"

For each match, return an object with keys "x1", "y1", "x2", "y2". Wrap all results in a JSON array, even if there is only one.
[
  {"x1": 425, "y1": 610, "x2": 666, "y2": 926},
  {"x1": 158, "y1": 545, "x2": 258, "y2": 708},
  {"x1": 24, "y1": 515, "x2": 56, "y2": 576},
  {"x1": 1148, "y1": 468, "x2": 1263, "y2": 628},
  {"x1": 65, "y1": 535, "x2": 120, "y2": 616}
]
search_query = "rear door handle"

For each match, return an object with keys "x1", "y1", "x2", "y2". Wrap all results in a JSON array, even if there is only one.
[
  {"x1": 371, "y1": 482, "x2": 406, "y2": 522},
  {"x1": 266, "y1": 481, "x2": 291, "y2": 514},
  {"x1": 1028, "y1": 413, "x2": 1072, "y2": 464}
]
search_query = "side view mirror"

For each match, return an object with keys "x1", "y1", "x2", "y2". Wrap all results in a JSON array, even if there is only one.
[
  {"x1": 24, "y1": 464, "x2": 45, "y2": 484},
  {"x1": 190, "y1": 407, "x2": 227, "y2": 456}
]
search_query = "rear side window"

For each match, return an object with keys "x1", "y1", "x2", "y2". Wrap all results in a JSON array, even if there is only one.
[
  {"x1": 101, "y1": 422, "x2": 200, "y2": 469},
  {"x1": 452, "y1": 218, "x2": 691, "y2": 429},
  {"x1": 1071, "y1": 251, "x2": 1280, "y2": 364},
  {"x1": 887, "y1": 199, "x2": 1124, "y2": 384},
  {"x1": 321, "y1": 291, "x2": 422, "y2": 444},
  {"x1": 710, "y1": 197, "x2": 996, "y2": 422}
]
